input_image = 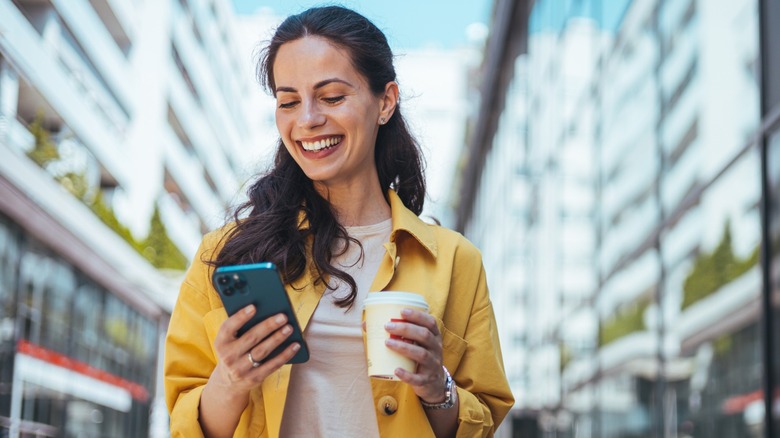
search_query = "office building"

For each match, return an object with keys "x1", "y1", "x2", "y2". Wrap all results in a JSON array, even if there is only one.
[
  {"x1": 0, "y1": 0, "x2": 264, "y2": 435},
  {"x1": 456, "y1": 0, "x2": 780, "y2": 436}
]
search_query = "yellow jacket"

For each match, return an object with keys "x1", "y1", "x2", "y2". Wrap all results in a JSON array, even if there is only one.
[{"x1": 164, "y1": 190, "x2": 514, "y2": 437}]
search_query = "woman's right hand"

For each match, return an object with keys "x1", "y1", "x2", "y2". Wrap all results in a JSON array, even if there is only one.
[
  {"x1": 210, "y1": 304, "x2": 301, "y2": 395},
  {"x1": 199, "y1": 305, "x2": 300, "y2": 437}
]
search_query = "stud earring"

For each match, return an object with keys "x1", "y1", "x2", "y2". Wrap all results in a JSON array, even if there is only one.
[{"x1": 379, "y1": 117, "x2": 386, "y2": 125}]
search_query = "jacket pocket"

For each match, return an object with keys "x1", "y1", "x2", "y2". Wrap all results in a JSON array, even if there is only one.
[{"x1": 434, "y1": 316, "x2": 468, "y2": 370}]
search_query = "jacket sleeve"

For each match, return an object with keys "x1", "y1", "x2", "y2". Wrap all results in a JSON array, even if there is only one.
[
  {"x1": 163, "y1": 253, "x2": 215, "y2": 437},
  {"x1": 164, "y1": 232, "x2": 267, "y2": 437},
  {"x1": 452, "y1": 257, "x2": 514, "y2": 437},
  {"x1": 164, "y1": 233, "x2": 232, "y2": 437}
]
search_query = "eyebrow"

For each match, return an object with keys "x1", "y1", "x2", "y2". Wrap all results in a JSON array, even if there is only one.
[{"x1": 275, "y1": 78, "x2": 355, "y2": 94}]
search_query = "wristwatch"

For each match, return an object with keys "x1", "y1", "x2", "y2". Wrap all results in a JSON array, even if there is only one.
[{"x1": 420, "y1": 366, "x2": 457, "y2": 410}]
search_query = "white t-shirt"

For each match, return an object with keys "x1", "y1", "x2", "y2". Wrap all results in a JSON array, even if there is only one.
[{"x1": 279, "y1": 218, "x2": 392, "y2": 438}]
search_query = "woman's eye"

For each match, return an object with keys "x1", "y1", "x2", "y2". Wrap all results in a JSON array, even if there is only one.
[
  {"x1": 322, "y1": 96, "x2": 345, "y2": 104},
  {"x1": 278, "y1": 100, "x2": 298, "y2": 109}
]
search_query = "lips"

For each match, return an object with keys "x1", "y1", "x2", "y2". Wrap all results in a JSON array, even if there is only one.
[{"x1": 298, "y1": 136, "x2": 343, "y2": 151}]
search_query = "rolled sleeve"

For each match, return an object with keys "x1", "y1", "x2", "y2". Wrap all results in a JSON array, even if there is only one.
[{"x1": 452, "y1": 263, "x2": 514, "y2": 437}]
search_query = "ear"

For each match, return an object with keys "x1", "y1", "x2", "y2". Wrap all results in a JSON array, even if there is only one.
[{"x1": 377, "y1": 81, "x2": 399, "y2": 125}]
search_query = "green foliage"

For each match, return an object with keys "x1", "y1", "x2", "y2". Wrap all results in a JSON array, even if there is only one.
[
  {"x1": 682, "y1": 222, "x2": 759, "y2": 310},
  {"x1": 88, "y1": 195, "x2": 188, "y2": 271},
  {"x1": 26, "y1": 112, "x2": 59, "y2": 167},
  {"x1": 104, "y1": 318, "x2": 149, "y2": 360},
  {"x1": 713, "y1": 333, "x2": 733, "y2": 357},
  {"x1": 88, "y1": 191, "x2": 143, "y2": 252},
  {"x1": 57, "y1": 171, "x2": 91, "y2": 201},
  {"x1": 140, "y1": 206, "x2": 188, "y2": 270},
  {"x1": 599, "y1": 297, "x2": 649, "y2": 347},
  {"x1": 559, "y1": 343, "x2": 572, "y2": 372},
  {"x1": 23, "y1": 110, "x2": 189, "y2": 272}
]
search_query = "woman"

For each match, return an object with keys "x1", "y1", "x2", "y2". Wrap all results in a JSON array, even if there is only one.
[{"x1": 164, "y1": 6, "x2": 513, "y2": 437}]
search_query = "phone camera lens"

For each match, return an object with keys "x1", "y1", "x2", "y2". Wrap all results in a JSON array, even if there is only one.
[
  {"x1": 217, "y1": 275, "x2": 229, "y2": 285},
  {"x1": 223, "y1": 286, "x2": 235, "y2": 296},
  {"x1": 233, "y1": 274, "x2": 247, "y2": 290}
]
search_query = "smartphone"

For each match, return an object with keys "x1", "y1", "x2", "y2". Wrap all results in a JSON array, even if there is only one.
[{"x1": 212, "y1": 262, "x2": 309, "y2": 364}]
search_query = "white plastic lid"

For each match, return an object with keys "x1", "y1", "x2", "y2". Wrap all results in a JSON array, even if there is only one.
[{"x1": 363, "y1": 291, "x2": 429, "y2": 311}]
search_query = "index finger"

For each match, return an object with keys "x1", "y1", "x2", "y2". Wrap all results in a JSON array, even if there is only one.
[
  {"x1": 217, "y1": 304, "x2": 256, "y2": 341},
  {"x1": 400, "y1": 308, "x2": 440, "y2": 336}
]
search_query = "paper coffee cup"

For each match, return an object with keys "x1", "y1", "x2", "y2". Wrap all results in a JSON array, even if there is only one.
[{"x1": 363, "y1": 291, "x2": 429, "y2": 380}]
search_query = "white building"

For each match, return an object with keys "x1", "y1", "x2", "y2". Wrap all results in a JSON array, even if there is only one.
[
  {"x1": 0, "y1": 0, "x2": 262, "y2": 435},
  {"x1": 457, "y1": 0, "x2": 765, "y2": 436}
]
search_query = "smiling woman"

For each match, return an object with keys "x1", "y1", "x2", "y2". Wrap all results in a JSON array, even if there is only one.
[
  {"x1": 164, "y1": 6, "x2": 513, "y2": 438},
  {"x1": 272, "y1": 36, "x2": 398, "y2": 202}
]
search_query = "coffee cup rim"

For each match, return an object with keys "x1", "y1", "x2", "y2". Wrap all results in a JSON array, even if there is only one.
[{"x1": 363, "y1": 291, "x2": 429, "y2": 311}]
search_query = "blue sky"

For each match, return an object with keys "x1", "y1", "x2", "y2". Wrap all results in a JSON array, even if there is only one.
[
  {"x1": 230, "y1": 0, "x2": 494, "y2": 50},
  {"x1": 529, "y1": 0, "x2": 632, "y2": 32}
]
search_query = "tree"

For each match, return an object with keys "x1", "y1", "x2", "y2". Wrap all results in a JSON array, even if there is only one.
[{"x1": 141, "y1": 205, "x2": 188, "y2": 270}]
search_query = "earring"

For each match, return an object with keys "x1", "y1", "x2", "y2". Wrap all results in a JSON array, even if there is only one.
[{"x1": 379, "y1": 117, "x2": 386, "y2": 125}]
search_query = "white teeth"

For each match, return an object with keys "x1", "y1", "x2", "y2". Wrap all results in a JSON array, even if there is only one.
[{"x1": 301, "y1": 137, "x2": 340, "y2": 151}]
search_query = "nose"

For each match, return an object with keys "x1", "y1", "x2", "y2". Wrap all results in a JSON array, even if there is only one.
[{"x1": 297, "y1": 100, "x2": 326, "y2": 129}]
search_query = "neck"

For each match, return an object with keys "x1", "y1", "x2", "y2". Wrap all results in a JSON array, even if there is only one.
[{"x1": 314, "y1": 180, "x2": 391, "y2": 227}]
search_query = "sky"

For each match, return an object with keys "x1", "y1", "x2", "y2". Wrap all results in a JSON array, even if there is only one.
[
  {"x1": 529, "y1": 0, "x2": 632, "y2": 32},
  {"x1": 229, "y1": 0, "x2": 494, "y2": 50}
]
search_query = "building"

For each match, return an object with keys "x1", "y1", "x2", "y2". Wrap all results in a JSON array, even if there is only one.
[
  {"x1": 456, "y1": 0, "x2": 780, "y2": 436},
  {"x1": 0, "y1": 0, "x2": 264, "y2": 435}
]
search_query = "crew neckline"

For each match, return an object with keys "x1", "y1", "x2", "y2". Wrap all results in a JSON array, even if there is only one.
[{"x1": 344, "y1": 217, "x2": 392, "y2": 236}]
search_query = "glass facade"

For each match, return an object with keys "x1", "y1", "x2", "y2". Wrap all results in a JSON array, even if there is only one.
[
  {"x1": 0, "y1": 213, "x2": 159, "y2": 437},
  {"x1": 769, "y1": 129, "x2": 780, "y2": 438},
  {"x1": 763, "y1": 2, "x2": 780, "y2": 436},
  {"x1": 462, "y1": 0, "x2": 780, "y2": 436}
]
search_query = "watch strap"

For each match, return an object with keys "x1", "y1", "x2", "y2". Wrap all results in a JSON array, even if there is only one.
[{"x1": 420, "y1": 366, "x2": 457, "y2": 410}]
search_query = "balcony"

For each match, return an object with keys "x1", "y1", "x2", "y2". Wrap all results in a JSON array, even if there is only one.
[
  {"x1": 167, "y1": 56, "x2": 239, "y2": 201},
  {"x1": 0, "y1": 121, "x2": 177, "y2": 314},
  {"x1": 85, "y1": 0, "x2": 136, "y2": 55},
  {"x1": 674, "y1": 266, "x2": 761, "y2": 352},
  {"x1": 160, "y1": 123, "x2": 224, "y2": 230},
  {"x1": 0, "y1": 0, "x2": 131, "y2": 186},
  {"x1": 46, "y1": 0, "x2": 133, "y2": 107}
]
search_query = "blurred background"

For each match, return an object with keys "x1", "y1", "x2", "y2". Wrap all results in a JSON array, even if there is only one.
[{"x1": 0, "y1": 0, "x2": 778, "y2": 437}]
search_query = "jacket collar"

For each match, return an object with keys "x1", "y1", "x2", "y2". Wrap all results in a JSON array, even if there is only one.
[
  {"x1": 387, "y1": 190, "x2": 437, "y2": 258},
  {"x1": 294, "y1": 189, "x2": 438, "y2": 258}
]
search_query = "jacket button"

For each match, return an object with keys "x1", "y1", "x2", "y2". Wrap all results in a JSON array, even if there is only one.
[{"x1": 377, "y1": 395, "x2": 398, "y2": 416}]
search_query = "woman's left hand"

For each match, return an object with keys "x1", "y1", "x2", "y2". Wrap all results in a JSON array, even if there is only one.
[{"x1": 383, "y1": 308, "x2": 448, "y2": 404}]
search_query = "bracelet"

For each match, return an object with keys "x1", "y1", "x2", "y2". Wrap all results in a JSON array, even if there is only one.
[{"x1": 420, "y1": 366, "x2": 457, "y2": 410}]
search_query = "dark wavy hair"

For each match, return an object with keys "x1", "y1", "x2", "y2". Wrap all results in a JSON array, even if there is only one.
[{"x1": 211, "y1": 6, "x2": 426, "y2": 308}]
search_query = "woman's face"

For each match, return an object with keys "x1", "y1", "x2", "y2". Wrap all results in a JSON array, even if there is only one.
[{"x1": 272, "y1": 36, "x2": 396, "y2": 191}]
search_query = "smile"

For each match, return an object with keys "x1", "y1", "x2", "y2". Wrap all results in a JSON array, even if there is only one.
[{"x1": 299, "y1": 136, "x2": 343, "y2": 151}]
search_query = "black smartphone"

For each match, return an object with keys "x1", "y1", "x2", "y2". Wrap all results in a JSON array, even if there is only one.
[{"x1": 212, "y1": 262, "x2": 309, "y2": 364}]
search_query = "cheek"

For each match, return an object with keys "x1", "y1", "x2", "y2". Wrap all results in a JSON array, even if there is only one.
[
  {"x1": 274, "y1": 111, "x2": 287, "y2": 132},
  {"x1": 275, "y1": 115, "x2": 294, "y2": 143}
]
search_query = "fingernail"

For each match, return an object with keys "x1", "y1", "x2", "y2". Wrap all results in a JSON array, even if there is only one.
[
  {"x1": 385, "y1": 322, "x2": 397, "y2": 330},
  {"x1": 385, "y1": 339, "x2": 397, "y2": 347},
  {"x1": 292, "y1": 343, "x2": 301, "y2": 351},
  {"x1": 244, "y1": 305, "x2": 255, "y2": 314},
  {"x1": 282, "y1": 325, "x2": 292, "y2": 335},
  {"x1": 275, "y1": 314, "x2": 287, "y2": 324},
  {"x1": 401, "y1": 308, "x2": 413, "y2": 316}
]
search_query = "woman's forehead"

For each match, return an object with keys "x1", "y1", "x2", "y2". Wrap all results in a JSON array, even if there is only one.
[{"x1": 273, "y1": 37, "x2": 365, "y2": 90}]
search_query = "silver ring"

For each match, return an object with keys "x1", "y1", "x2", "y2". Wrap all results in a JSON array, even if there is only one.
[{"x1": 248, "y1": 352, "x2": 261, "y2": 368}]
